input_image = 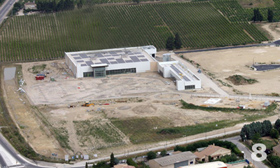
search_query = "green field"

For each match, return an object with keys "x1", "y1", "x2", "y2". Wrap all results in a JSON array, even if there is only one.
[{"x1": 0, "y1": 1, "x2": 268, "y2": 62}]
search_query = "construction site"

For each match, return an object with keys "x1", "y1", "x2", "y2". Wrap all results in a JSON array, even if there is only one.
[{"x1": 1, "y1": 45, "x2": 280, "y2": 161}]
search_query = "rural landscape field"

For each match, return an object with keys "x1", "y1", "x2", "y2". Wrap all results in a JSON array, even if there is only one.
[
  {"x1": 2, "y1": 0, "x2": 280, "y2": 167},
  {"x1": 0, "y1": 0, "x2": 269, "y2": 62}
]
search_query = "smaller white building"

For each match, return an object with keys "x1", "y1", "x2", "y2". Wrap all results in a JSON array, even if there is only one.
[{"x1": 158, "y1": 61, "x2": 201, "y2": 91}]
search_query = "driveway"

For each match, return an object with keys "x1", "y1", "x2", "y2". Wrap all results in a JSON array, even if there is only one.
[{"x1": 225, "y1": 136, "x2": 268, "y2": 168}]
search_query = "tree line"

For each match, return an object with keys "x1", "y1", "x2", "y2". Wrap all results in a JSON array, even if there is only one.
[
  {"x1": 240, "y1": 120, "x2": 273, "y2": 141},
  {"x1": 36, "y1": 0, "x2": 83, "y2": 12},
  {"x1": 252, "y1": 8, "x2": 274, "y2": 22},
  {"x1": 166, "y1": 33, "x2": 182, "y2": 50}
]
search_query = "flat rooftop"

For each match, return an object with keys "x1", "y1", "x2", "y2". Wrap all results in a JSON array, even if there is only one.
[
  {"x1": 65, "y1": 47, "x2": 154, "y2": 68},
  {"x1": 160, "y1": 62, "x2": 200, "y2": 82}
]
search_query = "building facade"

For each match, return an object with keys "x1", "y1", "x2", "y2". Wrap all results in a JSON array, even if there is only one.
[
  {"x1": 158, "y1": 61, "x2": 201, "y2": 90},
  {"x1": 65, "y1": 46, "x2": 157, "y2": 78}
]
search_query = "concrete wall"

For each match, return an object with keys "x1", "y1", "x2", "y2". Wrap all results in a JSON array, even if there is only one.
[
  {"x1": 150, "y1": 62, "x2": 158, "y2": 72},
  {"x1": 176, "y1": 80, "x2": 185, "y2": 91},
  {"x1": 142, "y1": 46, "x2": 157, "y2": 56},
  {"x1": 65, "y1": 53, "x2": 78, "y2": 78}
]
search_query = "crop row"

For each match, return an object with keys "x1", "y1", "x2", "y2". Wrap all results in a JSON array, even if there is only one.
[{"x1": 0, "y1": 2, "x2": 268, "y2": 62}]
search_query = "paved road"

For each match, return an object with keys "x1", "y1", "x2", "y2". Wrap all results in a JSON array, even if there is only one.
[
  {"x1": 174, "y1": 43, "x2": 274, "y2": 54},
  {"x1": 0, "y1": 153, "x2": 7, "y2": 167},
  {"x1": 0, "y1": 133, "x2": 55, "y2": 168},
  {"x1": 0, "y1": 0, "x2": 16, "y2": 24},
  {"x1": 190, "y1": 93, "x2": 280, "y2": 102},
  {"x1": 225, "y1": 136, "x2": 268, "y2": 168}
]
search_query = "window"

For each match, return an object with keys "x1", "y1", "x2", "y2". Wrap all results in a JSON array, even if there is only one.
[
  {"x1": 106, "y1": 68, "x2": 136, "y2": 75},
  {"x1": 190, "y1": 161, "x2": 193, "y2": 164},
  {"x1": 94, "y1": 67, "x2": 106, "y2": 78},
  {"x1": 83, "y1": 72, "x2": 93, "y2": 77},
  {"x1": 185, "y1": 85, "x2": 195, "y2": 90}
]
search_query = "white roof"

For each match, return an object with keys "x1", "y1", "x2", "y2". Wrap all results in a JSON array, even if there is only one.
[
  {"x1": 159, "y1": 61, "x2": 200, "y2": 83},
  {"x1": 180, "y1": 161, "x2": 227, "y2": 168},
  {"x1": 65, "y1": 46, "x2": 155, "y2": 68}
]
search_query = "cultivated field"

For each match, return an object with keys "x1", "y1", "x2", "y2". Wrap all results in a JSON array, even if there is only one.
[{"x1": 0, "y1": 1, "x2": 267, "y2": 62}]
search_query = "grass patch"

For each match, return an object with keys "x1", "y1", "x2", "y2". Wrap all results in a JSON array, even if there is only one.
[
  {"x1": 158, "y1": 113, "x2": 269, "y2": 137},
  {"x1": 226, "y1": 75, "x2": 258, "y2": 85},
  {"x1": 265, "y1": 102, "x2": 278, "y2": 113},
  {"x1": 73, "y1": 120, "x2": 125, "y2": 149},
  {"x1": 180, "y1": 100, "x2": 258, "y2": 112},
  {"x1": 53, "y1": 127, "x2": 71, "y2": 150},
  {"x1": 111, "y1": 117, "x2": 180, "y2": 144},
  {"x1": 28, "y1": 64, "x2": 46, "y2": 74},
  {"x1": 217, "y1": 79, "x2": 232, "y2": 87},
  {"x1": 261, "y1": 139, "x2": 277, "y2": 150},
  {"x1": 265, "y1": 93, "x2": 280, "y2": 97}
]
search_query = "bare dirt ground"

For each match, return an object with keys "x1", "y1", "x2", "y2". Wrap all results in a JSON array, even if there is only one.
[
  {"x1": 1, "y1": 66, "x2": 67, "y2": 158},
  {"x1": 261, "y1": 22, "x2": 280, "y2": 41},
  {"x1": 11, "y1": 60, "x2": 260, "y2": 158},
  {"x1": 183, "y1": 46, "x2": 280, "y2": 95},
  {"x1": 3, "y1": 54, "x2": 276, "y2": 159}
]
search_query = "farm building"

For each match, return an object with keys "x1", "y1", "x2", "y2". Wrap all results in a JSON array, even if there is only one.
[
  {"x1": 149, "y1": 151, "x2": 197, "y2": 168},
  {"x1": 65, "y1": 46, "x2": 157, "y2": 78},
  {"x1": 24, "y1": 1, "x2": 37, "y2": 10},
  {"x1": 158, "y1": 61, "x2": 201, "y2": 90}
]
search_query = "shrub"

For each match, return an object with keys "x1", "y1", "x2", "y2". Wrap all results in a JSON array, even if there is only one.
[{"x1": 147, "y1": 151, "x2": 156, "y2": 160}]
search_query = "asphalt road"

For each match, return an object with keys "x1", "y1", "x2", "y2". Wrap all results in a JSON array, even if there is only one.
[
  {"x1": 0, "y1": 0, "x2": 16, "y2": 24},
  {"x1": 174, "y1": 43, "x2": 274, "y2": 54},
  {"x1": 0, "y1": 153, "x2": 7, "y2": 167},
  {"x1": 0, "y1": 132, "x2": 55, "y2": 168},
  {"x1": 225, "y1": 136, "x2": 268, "y2": 168}
]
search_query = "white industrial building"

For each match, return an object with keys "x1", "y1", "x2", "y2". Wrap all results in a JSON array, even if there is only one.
[
  {"x1": 158, "y1": 61, "x2": 201, "y2": 90},
  {"x1": 65, "y1": 46, "x2": 157, "y2": 78},
  {"x1": 65, "y1": 46, "x2": 201, "y2": 91}
]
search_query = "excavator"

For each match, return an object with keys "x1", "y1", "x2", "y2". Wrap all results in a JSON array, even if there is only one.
[{"x1": 81, "y1": 102, "x2": 94, "y2": 107}]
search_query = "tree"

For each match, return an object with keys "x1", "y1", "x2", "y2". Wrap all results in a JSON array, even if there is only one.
[
  {"x1": 77, "y1": 0, "x2": 83, "y2": 9},
  {"x1": 127, "y1": 158, "x2": 137, "y2": 167},
  {"x1": 262, "y1": 120, "x2": 272, "y2": 136},
  {"x1": 270, "y1": 128, "x2": 279, "y2": 139},
  {"x1": 110, "y1": 153, "x2": 115, "y2": 167},
  {"x1": 57, "y1": 0, "x2": 64, "y2": 11},
  {"x1": 160, "y1": 149, "x2": 167, "y2": 157},
  {"x1": 147, "y1": 151, "x2": 156, "y2": 160},
  {"x1": 174, "y1": 33, "x2": 182, "y2": 49},
  {"x1": 252, "y1": 133, "x2": 261, "y2": 143},
  {"x1": 86, "y1": 162, "x2": 88, "y2": 168},
  {"x1": 132, "y1": 0, "x2": 140, "y2": 4},
  {"x1": 252, "y1": 9, "x2": 263, "y2": 22},
  {"x1": 267, "y1": 9, "x2": 274, "y2": 22},
  {"x1": 275, "y1": 119, "x2": 280, "y2": 130},
  {"x1": 166, "y1": 36, "x2": 174, "y2": 50}
]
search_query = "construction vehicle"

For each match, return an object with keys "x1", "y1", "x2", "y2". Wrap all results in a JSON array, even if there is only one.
[{"x1": 82, "y1": 102, "x2": 94, "y2": 107}]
